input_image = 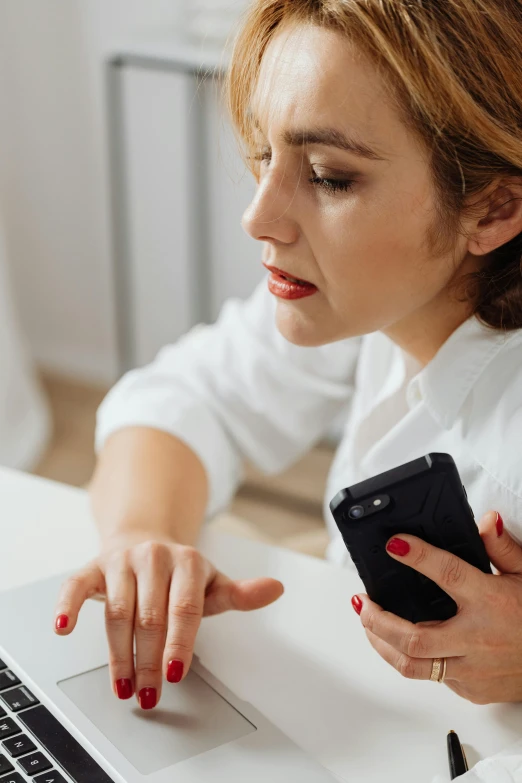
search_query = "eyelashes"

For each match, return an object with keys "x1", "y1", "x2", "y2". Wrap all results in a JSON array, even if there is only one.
[
  {"x1": 248, "y1": 151, "x2": 355, "y2": 195},
  {"x1": 308, "y1": 176, "x2": 354, "y2": 194}
]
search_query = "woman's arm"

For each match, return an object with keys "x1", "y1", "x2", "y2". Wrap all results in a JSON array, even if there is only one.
[{"x1": 90, "y1": 427, "x2": 209, "y2": 549}]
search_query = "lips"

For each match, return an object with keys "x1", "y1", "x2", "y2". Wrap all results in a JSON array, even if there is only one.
[
  {"x1": 262, "y1": 263, "x2": 314, "y2": 287},
  {"x1": 263, "y1": 263, "x2": 318, "y2": 301}
]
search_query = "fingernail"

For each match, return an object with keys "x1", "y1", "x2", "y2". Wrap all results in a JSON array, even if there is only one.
[
  {"x1": 55, "y1": 614, "x2": 69, "y2": 630},
  {"x1": 167, "y1": 660, "x2": 184, "y2": 684},
  {"x1": 116, "y1": 679, "x2": 133, "y2": 700},
  {"x1": 496, "y1": 512, "x2": 504, "y2": 537},
  {"x1": 386, "y1": 538, "x2": 411, "y2": 556},
  {"x1": 139, "y1": 687, "x2": 157, "y2": 710},
  {"x1": 351, "y1": 595, "x2": 363, "y2": 615}
]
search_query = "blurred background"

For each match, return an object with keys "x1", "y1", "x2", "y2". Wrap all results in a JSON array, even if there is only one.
[{"x1": 0, "y1": 0, "x2": 335, "y2": 557}]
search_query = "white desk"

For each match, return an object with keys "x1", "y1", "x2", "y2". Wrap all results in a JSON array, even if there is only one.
[{"x1": 1, "y1": 467, "x2": 522, "y2": 782}]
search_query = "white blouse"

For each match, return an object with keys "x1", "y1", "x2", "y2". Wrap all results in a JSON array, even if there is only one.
[{"x1": 96, "y1": 279, "x2": 522, "y2": 782}]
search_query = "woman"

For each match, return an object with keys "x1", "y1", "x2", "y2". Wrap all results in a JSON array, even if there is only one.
[{"x1": 55, "y1": 0, "x2": 522, "y2": 718}]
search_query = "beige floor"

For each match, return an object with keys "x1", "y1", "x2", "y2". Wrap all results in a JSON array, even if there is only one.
[{"x1": 34, "y1": 374, "x2": 334, "y2": 558}]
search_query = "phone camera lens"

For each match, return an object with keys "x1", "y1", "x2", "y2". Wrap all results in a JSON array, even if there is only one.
[{"x1": 348, "y1": 505, "x2": 365, "y2": 519}]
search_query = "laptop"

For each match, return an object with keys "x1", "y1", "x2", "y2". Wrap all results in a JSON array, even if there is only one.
[{"x1": 0, "y1": 571, "x2": 336, "y2": 783}]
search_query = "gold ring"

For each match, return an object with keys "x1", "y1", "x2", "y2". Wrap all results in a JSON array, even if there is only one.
[
  {"x1": 438, "y1": 657, "x2": 447, "y2": 683},
  {"x1": 430, "y1": 657, "x2": 443, "y2": 682}
]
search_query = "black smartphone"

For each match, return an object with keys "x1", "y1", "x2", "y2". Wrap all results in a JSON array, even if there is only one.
[{"x1": 329, "y1": 453, "x2": 492, "y2": 623}]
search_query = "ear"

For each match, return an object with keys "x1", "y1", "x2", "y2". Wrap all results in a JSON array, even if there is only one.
[{"x1": 467, "y1": 179, "x2": 522, "y2": 257}]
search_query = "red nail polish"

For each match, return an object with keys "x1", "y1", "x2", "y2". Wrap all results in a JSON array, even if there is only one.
[
  {"x1": 496, "y1": 512, "x2": 504, "y2": 537},
  {"x1": 167, "y1": 660, "x2": 184, "y2": 684},
  {"x1": 386, "y1": 538, "x2": 411, "y2": 556},
  {"x1": 55, "y1": 614, "x2": 69, "y2": 630},
  {"x1": 116, "y1": 679, "x2": 133, "y2": 700},
  {"x1": 139, "y1": 687, "x2": 157, "y2": 710},
  {"x1": 351, "y1": 595, "x2": 363, "y2": 615}
]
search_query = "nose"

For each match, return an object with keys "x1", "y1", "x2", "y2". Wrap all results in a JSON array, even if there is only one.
[{"x1": 241, "y1": 165, "x2": 299, "y2": 248}]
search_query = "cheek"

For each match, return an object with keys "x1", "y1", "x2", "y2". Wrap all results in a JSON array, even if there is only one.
[{"x1": 320, "y1": 199, "x2": 442, "y2": 302}]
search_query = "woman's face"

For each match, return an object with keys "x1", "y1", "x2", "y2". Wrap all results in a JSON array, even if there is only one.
[{"x1": 242, "y1": 24, "x2": 472, "y2": 347}]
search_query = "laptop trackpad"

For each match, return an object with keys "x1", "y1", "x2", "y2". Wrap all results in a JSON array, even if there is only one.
[{"x1": 58, "y1": 665, "x2": 256, "y2": 774}]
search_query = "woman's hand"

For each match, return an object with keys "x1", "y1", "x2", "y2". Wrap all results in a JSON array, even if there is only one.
[
  {"x1": 53, "y1": 531, "x2": 284, "y2": 709},
  {"x1": 352, "y1": 511, "x2": 522, "y2": 704}
]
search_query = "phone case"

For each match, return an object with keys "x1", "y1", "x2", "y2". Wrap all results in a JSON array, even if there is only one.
[{"x1": 330, "y1": 453, "x2": 492, "y2": 623}]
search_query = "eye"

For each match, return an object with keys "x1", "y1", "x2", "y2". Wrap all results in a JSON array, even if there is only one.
[
  {"x1": 309, "y1": 175, "x2": 355, "y2": 194},
  {"x1": 247, "y1": 150, "x2": 355, "y2": 194}
]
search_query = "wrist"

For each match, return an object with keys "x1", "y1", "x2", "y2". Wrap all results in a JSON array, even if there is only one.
[{"x1": 98, "y1": 523, "x2": 179, "y2": 554}]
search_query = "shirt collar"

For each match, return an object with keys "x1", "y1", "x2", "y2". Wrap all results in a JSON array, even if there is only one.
[{"x1": 406, "y1": 316, "x2": 522, "y2": 429}]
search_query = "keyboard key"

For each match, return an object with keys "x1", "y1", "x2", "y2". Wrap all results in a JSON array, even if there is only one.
[
  {"x1": 3, "y1": 731, "x2": 37, "y2": 757},
  {"x1": 0, "y1": 718, "x2": 20, "y2": 740},
  {"x1": 0, "y1": 706, "x2": 6, "y2": 718},
  {"x1": 34, "y1": 772, "x2": 67, "y2": 783},
  {"x1": 0, "y1": 659, "x2": 6, "y2": 671},
  {"x1": 20, "y1": 706, "x2": 115, "y2": 782},
  {"x1": 0, "y1": 752, "x2": 14, "y2": 774},
  {"x1": 0, "y1": 686, "x2": 39, "y2": 713},
  {"x1": 18, "y1": 751, "x2": 52, "y2": 775},
  {"x1": 0, "y1": 672, "x2": 21, "y2": 692},
  {"x1": 0, "y1": 772, "x2": 25, "y2": 783}
]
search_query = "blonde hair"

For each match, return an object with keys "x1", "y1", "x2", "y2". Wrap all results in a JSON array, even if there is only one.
[{"x1": 225, "y1": 0, "x2": 522, "y2": 330}]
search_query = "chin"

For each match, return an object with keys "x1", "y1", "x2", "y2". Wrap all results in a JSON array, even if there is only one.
[{"x1": 275, "y1": 305, "x2": 338, "y2": 347}]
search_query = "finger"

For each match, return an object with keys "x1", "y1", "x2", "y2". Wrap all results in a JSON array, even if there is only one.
[
  {"x1": 203, "y1": 574, "x2": 284, "y2": 617},
  {"x1": 479, "y1": 511, "x2": 522, "y2": 574},
  {"x1": 356, "y1": 594, "x2": 464, "y2": 658},
  {"x1": 54, "y1": 564, "x2": 105, "y2": 635},
  {"x1": 163, "y1": 550, "x2": 208, "y2": 685},
  {"x1": 104, "y1": 555, "x2": 137, "y2": 701},
  {"x1": 385, "y1": 534, "x2": 486, "y2": 605},
  {"x1": 133, "y1": 543, "x2": 171, "y2": 710},
  {"x1": 365, "y1": 628, "x2": 462, "y2": 682}
]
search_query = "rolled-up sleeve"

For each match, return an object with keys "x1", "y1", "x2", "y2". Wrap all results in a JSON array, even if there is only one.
[{"x1": 96, "y1": 281, "x2": 361, "y2": 518}]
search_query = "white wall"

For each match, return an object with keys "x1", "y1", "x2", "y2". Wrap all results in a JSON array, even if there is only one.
[{"x1": 0, "y1": 0, "x2": 185, "y2": 384}]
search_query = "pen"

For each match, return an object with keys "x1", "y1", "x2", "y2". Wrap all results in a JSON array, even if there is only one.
[{"x1": 447, "y1": 730, "x2": 469, "y2": 779}]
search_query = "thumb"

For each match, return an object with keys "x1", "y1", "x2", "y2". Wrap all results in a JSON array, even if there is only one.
[
  {"x1": 203, "y1": 574, "x2": 284, "y2": 617},
  {"x1": 479, "y1": 510, "x2": 522, "y2": 574}
]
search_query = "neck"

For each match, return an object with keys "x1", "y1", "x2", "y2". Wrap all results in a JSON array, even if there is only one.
[{"x1": 382, "y1": 285, "x2": 476, "y2": 368}]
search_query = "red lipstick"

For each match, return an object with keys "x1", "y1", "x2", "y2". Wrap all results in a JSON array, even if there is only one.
[{"x1": 263, "y1": 264, "x2": 318, "y2": 301}]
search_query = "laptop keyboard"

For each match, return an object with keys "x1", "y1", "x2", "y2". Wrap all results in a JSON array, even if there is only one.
[{"x1": 0, "y1": 657, "x2": 114, "y2": 783}]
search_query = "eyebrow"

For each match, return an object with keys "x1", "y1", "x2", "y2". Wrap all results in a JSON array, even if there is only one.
[{"x1": 249, "y1": 111, "x2": 388, "y2": 161}]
